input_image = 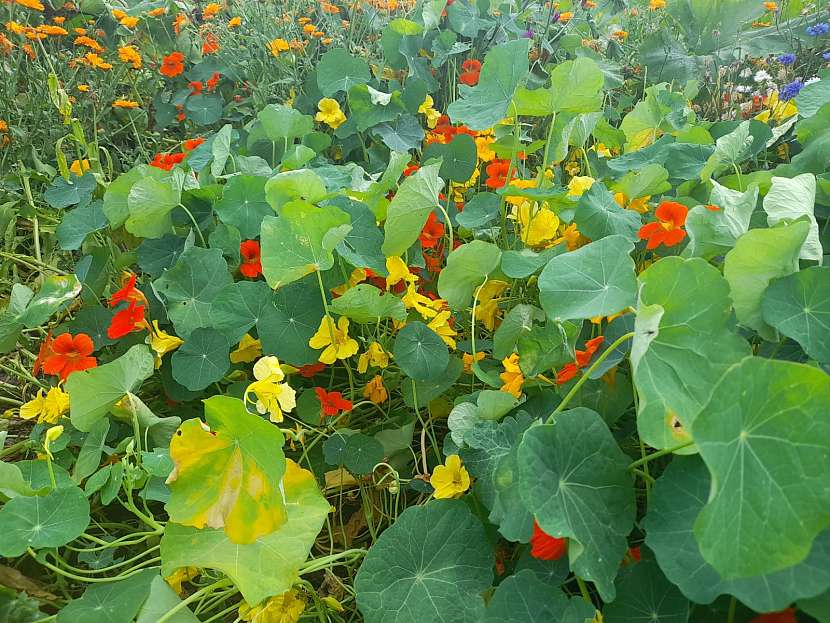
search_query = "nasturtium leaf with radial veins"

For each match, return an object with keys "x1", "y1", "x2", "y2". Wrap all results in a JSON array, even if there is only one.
[
  {"x1": 260, "y1": 201, "x2": 351, "y2": 289},
  {"x1": 518, "y1": 408, "x2": 635, "y2": 601},
  {"x1": 602, "y1": 554, "x2": 689, "y2": 623},
  {"x1": 381, "y1": 161, "x2": 442, "y2": 257},
  {"x1": 153, "y1": 246, "x2": 233, "y2": 338},
  {"x1": 258, "y1": 277, "x2": 325, "y2": 365},
  {"x1": 214, "y1": 174, "x2": 273, "y2": 239},
  {"x1": 66, "y1": 344, "x2": 155, "y2": 432},
  {"x1": 393, "y1": 321, "x2": 449, "y2": 381},
  {"x1": 762, "y1": 266, "x2": 830, "y2": 363},
  {"x1": 329, "y1": 284, "x2": 406, "y2": 323},
  {"x1": 354, "y1": 500, "x2": 494, "y2": 623},
  {"x1": 161, "y1": 459, "x2": 329, "y2": 604},
  {"x1": 631, "y1": 257, "x2": 750, "y2": 451},
  {"x1": 209, "y1": 280, "x2": 276, "y2": 344},
  {"x1": 692, "y1": 357, "x2": 830, "y2": 579},
  {"x1": 483, "y1": 570, "x2": 589, "y2": 623},
  {"x1": 538, "y1": 234, "x2": 637, "y2": 321},
  {"x1": 644, "y1": 456, "x2": 830, "y2": 612},
  {"x1": 437, "y1": 240, "x2": 502, "y2": 310},
  {"x1": 165, "y1": 395, "x2": 286, "y2": 544},
  {"x1": 170, "y1": 328, "x2": 230, "y2": 391},
  {"x1": 56, "y1": 569, "x2": 157, "y2": 623}
]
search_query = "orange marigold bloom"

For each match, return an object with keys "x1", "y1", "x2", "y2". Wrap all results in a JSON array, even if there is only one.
[
  {"x1": 22, "y1": 43, "x2": 35, "y2": 58},
  {"x1": 202, "y1": 31, "x2": 219, "y2": 54},
  {"x1": 172, "y1": 13, "x2": 187, "y2": 33},
  {"x1": 269, "y1": 37, "x2": 290, "y2": 56},
  {"x1": 0, "y1": 34, "x2": 14, "y2": 53},
  {"x1": 41, "y1": 333, "x2": 97, "y2": 381},
  {"x1": 147, "y1": 7, "x2": 167, "y2": 16},
  {"x1": 302, "y1": 23, "x2": 316, "y2": 34},
  {"x1": 322, "y1": 1, "x2": 340, "y2": 12},
  {"x1": 322, "y1": 37, "x2": 333, "y2": 44},
  {"x1": 77, "y1": 84, "x2": 90, "y2": 92},
  {"x1": 203, "y1": 2, "x2": 222, "y2": 18},
  {"x1": 638, "y1": 201, "x2": 688, "y2": 250},
  {"x1": 298, "y1": 16, "x2": 311, "y2": 24},
  {"x1": 111, "y1": 8, "x2": 127, "y2": 19},
  {"x1": 37, "y1": 24, "x2": 68, "y2": 36},
  {"x1": 85, "y1": 53, "x2": 112, "y2": 70},
  {"x1": 74, "y1": 35, "x2": 103, "y2": 51},
  {"x1": 119, "y1": 16, "x2": 139, "y2": 28},
  {"x1": 53, "y1": 16, "x2": 66, "y2": 24},
  {"x1": 6, "y1": 21, "x2": 26, "y2": 34},
  {"x1": 160, "y1": 50, "x2": 185, "y2": 77},
  {"x1": 559, "y1": 11, "x2": 573, "y2": 21},
  {"x1": 118, "y1": 45, "x2": 142, "y2": 68},
  {"x1": 113, "y1": 99, "x2": 139, "y2": 108},
  {"x1": 73, "y1": 27, "x2": 86, "y2": 34},
  {"x1": 15, "y1": 0, "x2": 45, "y2": 11},
  {"x1": 228, "y1": 16, "x2": 241, "y2": 27}
]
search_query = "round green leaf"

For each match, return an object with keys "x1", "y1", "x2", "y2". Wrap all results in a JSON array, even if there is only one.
[
  {"x1": 329, "y1": 284, "x2": 406, "y2": 323},
  {"x1": 161, "y1": 459, "x2": 330, "y2": 605},
  {"x1": 484, "y1": 569, "x2": 585, "y2": 622},
  {"x1": 185, "y1": 94, "x2": 223, "y2": 125},
  {"x1": 437, "y1": 241, "x2": 502, "y2": 311},
  {"x1": 423, "y1": 133, "x2": 477, "y2": 182},
  {"x1": 214, "y1": 175, "x2": 273, "y2": 239},
  {"x1": 0, "y1": 486, "x2": 90, "y2": 557},
  {"x1": 171, "y1": 328, "x2": 231, "y2": 392},
  {"x1": 125, "y1": 176, "x2": 181, "y2": 239},
  {"x1": 692, "y1": 357, "x2": 830, "y2": 579},
  {"x1": 258, "y1": 276, "x2": 325, "y2": 365},
  {"x1": 538, "y1": 234, "x2": 637, "y2": 321},
  {"x1": 210, "y1": 281, "x2": 275, "y2": 344},
  {"x1": 393, "y1": 321, "x2": 449, "y2": 381},
  {"x1": 316, "y1": 47, "x2": 370, "y2": 97},
  {"x1": 355, "y1": 500, "x2": 493, "y2": 623},
  {"x1": 518, "y1": 407, "x2": 636, "y2": 601},
  {"x1": 762, "y1": 266, "x2": 830, "y2": 363},
  {"x1": 602, "y1": 555, "x2": 689, "y2": 622},
  {"x1": 344, "y1": 433, "x2": 384, "y2": 475},
  {"x1": 644, "y1": 456, "x2": 830, "y2": 611}
]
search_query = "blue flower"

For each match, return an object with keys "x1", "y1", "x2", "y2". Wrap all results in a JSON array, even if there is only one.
[
  {"x1": 780, "y1": 79, "x2": 804, "y2": 101},
  {"x1": 806, "y1": 22, "x2": 830, "y2": 36},
  {"x1": 778, "y1": 53, "x2": 796, "y2": 65},
  {"x1": 823, "y1": 50, "x2": 830, "y2": 61}
]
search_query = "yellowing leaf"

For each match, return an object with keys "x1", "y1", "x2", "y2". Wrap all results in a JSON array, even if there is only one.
[{"x1": 165, "y1": 396, "x2": 287, "y2": 544}]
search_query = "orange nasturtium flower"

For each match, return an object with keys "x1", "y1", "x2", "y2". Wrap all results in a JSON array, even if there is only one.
[
  {"x1": 363, "y1": 375, "x2": 388, "y2": 404},
  {"x1": 239, "y1": 240, "x2": 262, "y2": 278},
  {"x1": 41, "y1": 333, "x2": 97, "y2": 381},
  {"x1": 499, "y1": 353, "x2": 524, "y2": 398},
  {"x1": 160, "y1": 51, "x2": 185, "y2": 77},
  {"x1": 638, "y1": 200, "x2": 688, "y2": 250},
  {"x1": 556, "y1": 336, "x2": 605, "y2": 384},
  {"x1": 530, "y1": 521, "x2": 568, "y2": 560}
]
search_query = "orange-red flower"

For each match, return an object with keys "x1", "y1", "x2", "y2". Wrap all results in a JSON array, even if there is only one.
[
  {"x1": 160, "y1": 51, "x2": 185, "y2": 77},
  {"x1": 108, "y1": 301, "x2": 147, "y2": 339},
  {"x1": 485, "y1": 159, "x2": 511, "y2": 189},
  {"x1": 556, "y1": 336, "x2": 604, "y2": 384},
  {"x1": 530, "y1": 521, "x2": 567, "y2": 560},
  {"x1": 749, "y1": 610, "x2": 797, "y2": 623},
  {"x1": 239, "y1": 240, "x2": 262, "y2": 278},
  {"x1": 315, "y1": 387, "x2": 352, "y2": 417},
  {"x1": 109, "y1": 273, "x2": 145, "y2": 307},
  {"x1": 459, "y1": 59, "x2": 481, "y2": 86},
  {"x1": 189, "y1": 80, "x2": 203, "y2": 95},
  {"x1": 202, "y1": 31, "x2": 219, "y2": 54},
  {"x1": 638, "y1": 201, "x2": 688, "y2": 250},
  {"x1": 419, "y1": 211, "x2": 445, "y2": 249},
  {"x1": 206, "y1": 71, "x2": 221, "y2": 91},
  {"x1": 41, "y1": 333, "x2": 97, "y2": 381},
  {"x1": 150, "y1": 151, "x2": 186, "y2": 170},
  {"x1": 298, "y1": 362, "x2": 326, "y2": 378},
  {"x1": 33, "y1": 331, "x2": 54, "y2": 376},
  {"x1": 183, "y1": 137, "x2": 204, "y2": 151}
]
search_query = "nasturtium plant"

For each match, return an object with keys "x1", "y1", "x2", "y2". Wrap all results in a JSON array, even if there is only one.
[{"x1": 5, "y1": 3, "x2": 830, "y2": 620}]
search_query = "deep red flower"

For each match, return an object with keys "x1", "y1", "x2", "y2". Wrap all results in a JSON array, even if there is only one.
[
  {"x1": 108, "y1": 301, "x2": 147, "y2": 339},
  {"x1": 749, "y1": 609, "x2": 797, "y2": 623},
  {"x1": 315, "y1": 387, "x2": 353, "y2": 417},
  {"x1": 403, "y1": 163, "x2": 420, "y2": 176},
  {"x1": 530, "y1": 521, "x2": 567, "y2": 560},
  {"x1": 627, "y1": 546, "x2": 641, "y2": 563},
  {"x1": 42, "y1": 333, "x2": 97, "y2": 381},
  {"x1": 299, "y1": 362, "x2": 327, "y2": 378},
  {"x1": 150, "y1": 151, "x2": 186, "y2": 171},
  {"x1": 419, "y1": 212, "x2": 445, "y2": 249},
  {"x1": 239, "y1": 240, "x2": 262, "y2": 278},
  {"x1": 459, "y1": 59, "x2": 482, "y2": 86},
  {"x1": 424, "y1": 251, "x2": 443, "y2": 273},
  {"x1": 188, "y1": 80, "x2": 203, "y2": 95},
  {"x1": 206, "y1": 71, "x2": 221, "y2": 91},
  {"x1": 638, "y1": 201, "x2": 688, "y2": 250},
  {"x1": 485, "y1": 159, "x2": 512, "y2": 189}
]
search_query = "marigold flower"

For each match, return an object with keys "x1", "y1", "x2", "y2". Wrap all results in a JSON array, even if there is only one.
[
  {"x1": 203, "y1": 2, "x2": 221, "y2": 18},
  {"x1": 69, "y1": 159, "x2": 91, "y2": 175},
  {"x1": 37, "y1": 24, "x2": 68, "y2": 36},
  {"x1": 77, "y1": 84, "x2": 90, "y2": 92},
  {"x1": 230, "y1": 334, "x2": 262, "y2": 364},
  {"x1": 649, "y1": 0, "x2": 666, "y2": 8},
  {"x1": 74, "y1": 35, "x2": 103, "y2": 51},
  {"x1": 118, "y1": 44, "x2": 141, "y2": 68},
  {"x1": 500, "y1": 353, "x2": 524, "y2": 398},
  {"x1": 15, "y1": 0, "x2": 44, "y2": 11},
  {"x1": 119, "y1": 16, "x2": 138, "y2": 28},
  {"x1": 53, "y1": 16, "x2": 65, "y2": 24},
  {"x1": 431, "y1": 454, "x2": 470, "y2": 499},
  {"x1": 20, "y1": 386, "x2": 70, "y2": 424},
  {"x1": 113, "y1": 99, "x2": 139, "y2": 108},
  {"x1": 85, "y1": 52, "x2": 112, "y2": 70},
  {"x1": 160, "y1": 50, "x2": 185, "y2": 77},
  {"x1": 245, "y1": 356, "x2": 296, "y2": 422},
  {"x1": 315, "y1": 387, "x2": 352, "y2": 417},
  {"x1": 315, "y1": 97, "x2": 346, "y2": 129},
  {"x1": 149, "y1": 321, "x2": 183, "y2": 367},
  {"x1": 357, "y1": 342, "x2": 389, "y2": 373},
  {"x1": 309, "y1": 316, "x2": 359, "y2": 364},
  {"x1": 108, "y1": 301, "x2": 147, "y2": 339},
  {"x1": 41, "y1": 333, "x2": 97, "y2": 381},
  {"x1": 363, "y1": 375, "x2": 388, "y2": 404},
  {"x1": 763, "y1": 1, "x2": 778, "y2": 10},
  {"x1": 202, "y1": 31, "x2": 219, "y2": 54},
  {"x1": 269, "y1": 37, "x2": 290, "y2": 56},
  {"x1": 147, "y1": 6, "x2": 167, "y2": 17},
  {"x1": 558, "y1": 11, "x2": 573, "y2": 21},
  {"x1": 239, "y1": 240, "x2": 262, "y2": 278},
  {"x1": 530, "y1": 520, "x2": 568, "y2": 560},
  {"x1": 228, "y1": 16, "x2": 241, "y2": 28},
  {"x1": 638, "y1": 200, "x2": 688, "y2": 250},
  {"x1": 172, "y1": 13, "x2": 187, "y2": 33}
]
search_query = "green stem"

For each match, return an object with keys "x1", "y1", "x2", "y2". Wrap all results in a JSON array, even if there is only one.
[
  {"x1": 28, "y1": 549, "x2": 159, "y2": 583},
  {"x1": 726, "y1": 596, "x2": 737, "y2": 623},
  {"x1": 547, "y1": 332, "x2": 635, "y2": 422},
  {"x1": 627, "y1": 439, "x2": 695, "y2": 470},
  {"x1": 155, "y1": 578, "x2": 235, "y2": 623},
  {"x1": 575, "y1": 576, "x2": 592, "y2": 604},
  {"x1": 178, "y1": 203, "x2": 207, "y2": 247}
]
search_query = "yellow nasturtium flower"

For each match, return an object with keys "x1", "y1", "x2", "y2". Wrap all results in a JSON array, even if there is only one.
[
  {"x1": 244, "y1": 356, "x2": 296, "y2": 423},
  {"x1": 755, "y1": 91, "x2": 798, "y2": 123},
  {"x1": 149, "y1": 320, "x2": 183, "y2": 367},
  {"x1": 69, "y1": 159, "x2": 91, "y2": 175},
  {"x1": 462, "y1": 351, "x2": 484, "y2": 373},
  {"x1": 499, "y1": 353, "x2": 524, "y2": 398},
  {"x1": 385, "y1": 256, "x2": 417, "y2": 289},
  {"x1": 332, "y1": 267, "x2": 367, "y2": 296},
  {"x1": 513, "y1": 201, "x2": 561, "y2": 248},
  {"x1": 239, "y1": 589, "x2": 306, "y2": 623},
  {"x1": 44, "y1": 425, "x2": 64, "y2": 459},
  {"x1": 357, "y1": 342, "x2": 389, "y2": 373},
  {"x1": 20, "y1": 386, "x2": 70, "y2": 424},
  {"x1": 315, "y1": 98, "x2": 346, "y2": 129},
  {"x1": 566, "y1": 175, "x2": 595, "y2": 197},
  {"x1": 165, "y1": 567, "x2": 199, "y2": 596},
  {"x1": 418, "y1": 95, "x2": 441, "y2": 129},
  {"x1": 431, "y1": 454, "x2": 470, "y2": 499},
  {"x1": 402, "y1": 283, "x2": 439, "y2": 319},
  {"x1": 476, "y1": 280, "x2": 509, "y2": 331},
  {"x1": 230, "y1": 333, "x2": 263, "y2": 364},
  {"x1": 363, "y1": 375, "x2": 388, "y2": 404},
  {"x1": 428, "y1": 310, "x2": 457, "y2": 349},
  {"x1": 308, "y1": 316, "x2": 359, "y2": 364}
]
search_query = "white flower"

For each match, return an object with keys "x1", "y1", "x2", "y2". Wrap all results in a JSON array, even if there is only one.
[{"x1": 754, "y1": 69, "x2": 772, "y2": 83}]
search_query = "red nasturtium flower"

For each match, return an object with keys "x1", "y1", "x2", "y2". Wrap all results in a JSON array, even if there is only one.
[
  {"x1": 188, "y1": 80, "x2": 203, "y2": 95},
  {"x1": 459, "y1": 59, "x2": 482, "y2": 86},
  {"x1": 239, "y1": 240, "x2": 262, "y2": 278},
  {"x1": 626, "y1": 546, "x2": 641, "y2": 563},
  {"x1": 183, "y1": 137, "x2": 205, "y2": 151},
  {"x1": 150, "y1": 151, "x2": 186, "y2": 171},
  {"x1": 638, "y1": 201, "x2": 688, "y2": 250},
  {"x1": 33, "y1": 332, "x2": 54, "y2": 376},
  {"x1": 41, "y1": 333, "x2": 97, "y2": 381},
  {"x1": 419, "y1": 212, "x2": 445, "y2": 249},
  {"x1": 298, "y1": 361, "x2": 327, "y2": 378},
  {"x1": 109, "y1": 273, "x2": 144, "y2": 307},
  {"x1": 485, "y1": 159, "x2": 512, "y2": 189},
  {"x1": 202, "y1": 32, "x2": 219, "y2": 54},
  {"x1": 556, "y1": 336, "x2": 604, "y2": 384},
  {"x1": 403, "y1": 163, "x2": 420, "y2": 176},
  {"x1": 530, "y1": 520, "x2": 567, "y2": 560},
  {"x1": 749, "y1": 609, "x2": 797, "y2": 623},
  {"x1": 108, "y1": 301, "x2": 147, "y2": 339},
  {"x1": 160, "y1": 51, "x2": 185, "y2": 77},
  {"x1": 206, "y1": 71, "x2": 221, "y2": 91},
  {"x1": 315, "y1": 387, "x2": 353, "y2": 417}
]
